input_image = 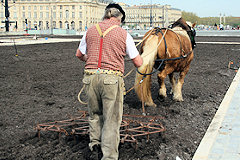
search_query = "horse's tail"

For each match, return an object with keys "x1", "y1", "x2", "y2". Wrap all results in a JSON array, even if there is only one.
[{"x1": 134, "y1": 35, "x2": 159, "y2": 107}]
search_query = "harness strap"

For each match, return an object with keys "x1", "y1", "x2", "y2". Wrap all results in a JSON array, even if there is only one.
[{"x1": 95, "y1": 24, "x2": 118, "y2": 69}]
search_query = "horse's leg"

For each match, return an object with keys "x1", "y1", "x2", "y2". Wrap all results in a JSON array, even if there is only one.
[
  {"x1": 168, "y1": 72, "x2": 176, "y2": 95},
  {"x1": 173, "y1": 70, "x2": 188, "y2": 101},
  {"x1": 157, "y1": 71, "x2": 168, "y2": 100}
]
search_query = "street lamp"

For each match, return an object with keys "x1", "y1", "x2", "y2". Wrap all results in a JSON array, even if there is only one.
[
  {"x1": 1, "y1": 0, "x2": 16, "y2": 32},
  {"x1": 150, "y1": 0, "x2": 152, "y2": 27}
]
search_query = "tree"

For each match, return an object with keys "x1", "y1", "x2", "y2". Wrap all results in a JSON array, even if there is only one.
[
  {"x1": 181, "y1": 11, "x2": 199, "y2": 24},
  {"x1": 181, "y1": 11, "x2": 240, "y2": 27}
]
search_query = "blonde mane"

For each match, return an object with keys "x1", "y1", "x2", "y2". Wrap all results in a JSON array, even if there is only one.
[
  {"x1": 135, "y1": 35, "x2": 159, "y2": 107},
  {"x1": 171, "y1": 27, "x2": 189, "y2": 38}
]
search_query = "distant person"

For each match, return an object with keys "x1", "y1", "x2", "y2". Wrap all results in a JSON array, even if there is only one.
[
  {"x1": 237, "y1": 25, "x2": 240, "y2": 30},
  {"x1": 219, "y1": 24, "x2": 224, "y2": 30},
  {"x1": 226, "y1": 25, "x2": 230, "y2": 30},
  {"x1": 76, "y1": 3, "x2": 143, "y2": 160},
  {"x1": 214, "y1": 23, "x2": 217, "y2": 30}
]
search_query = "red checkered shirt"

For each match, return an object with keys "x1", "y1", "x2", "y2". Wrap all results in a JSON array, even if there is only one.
[{"x1": 85, "y1": 19, "x2": 127, "y2": 73}]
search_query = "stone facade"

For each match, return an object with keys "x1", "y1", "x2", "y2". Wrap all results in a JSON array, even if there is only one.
[
  {"x1": 1, "y1": 0, "x2": 108, "y2": 31},
  {"x1": 122, "y1": 4, "x2": 182, "y2": 29},
  {"x1": 0, "y1": 0, "x2": 181, "y2": 31}
]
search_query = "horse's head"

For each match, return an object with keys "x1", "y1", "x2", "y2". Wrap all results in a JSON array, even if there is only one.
[
  {"x1": 170, "y1": 17, "x2": 197, "y2": 49},
  {"x1": 186, "y1": 21, "x2": 197, "y2": 49}
]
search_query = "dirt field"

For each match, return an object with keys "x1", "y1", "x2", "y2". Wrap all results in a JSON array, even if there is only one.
[{"x1": 1, "y1": 36, "x2": 240, "y2": 160}]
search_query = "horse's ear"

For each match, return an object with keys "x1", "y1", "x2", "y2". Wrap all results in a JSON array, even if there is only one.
[{"x1": 192, "y1": 22, "x2": 197, "y2": 28}]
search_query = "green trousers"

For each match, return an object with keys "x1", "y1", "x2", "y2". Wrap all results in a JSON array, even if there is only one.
[{"x1": 82, "y1": 73, "x2": 124, "y2": 160}]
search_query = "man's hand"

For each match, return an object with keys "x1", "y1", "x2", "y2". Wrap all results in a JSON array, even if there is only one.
[
  {"x1": 132, "y1": 54, "x2": 143, "y2": 68},
  {"x1": 76, "y1": 49, "x2": 87, "y2": 62}
]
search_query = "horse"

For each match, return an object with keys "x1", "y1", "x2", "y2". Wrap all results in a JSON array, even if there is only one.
[{"x1": 134, "y1": 17, "x2": 196, "y2": 107}]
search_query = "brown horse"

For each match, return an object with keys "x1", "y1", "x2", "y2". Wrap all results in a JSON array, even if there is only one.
[{"x1": 135, "y1": 18, "x2": 196, "y2": 107}]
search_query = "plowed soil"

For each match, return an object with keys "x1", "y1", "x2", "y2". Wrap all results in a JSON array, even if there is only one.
[{"x1": 1, "y1": 36, "x2": 240, "y2": 160}]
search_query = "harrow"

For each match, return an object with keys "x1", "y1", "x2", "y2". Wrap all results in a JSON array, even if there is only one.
[{"x1": 36, "y1": 110, "x2": 165, "y2": 148}]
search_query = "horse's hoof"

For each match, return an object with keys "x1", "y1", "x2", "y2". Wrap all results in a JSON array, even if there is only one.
[
  {"x1": 158, "y1": 95, "x2": 166, "y2": 102},
  {"x1": 173, "y1": 96, "x2": 184, "y2": 102},
  {"x1": 145, "y1": 102, "x2": 157, "y2": 107}
]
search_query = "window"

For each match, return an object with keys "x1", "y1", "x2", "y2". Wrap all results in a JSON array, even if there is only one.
[
  {"x1": 65, "y1": 10, "x2": 69, "y2": 18},
  {"x1": 28, "y1": 6, "x2": 31, "y2": 10},
  {"x1": 22, "y1": 6, "x2": 25, "y2": 10},
  {"x1": 72, "y1": 5, "x2": 75, "y2": 9},
  {"x1": 71, "y1": 21, "x2": 75, "y2": 30},
  {"x1": 60, "y1": 12, "x2": 62, "y2": 18},
  {"x1": 34, "y1": 6, "x2": 37, "y2": 10},
  {"x1": 79, "y1": 21, "x2": 82, "y2": 30},
  {"x1": 79, "y1": 6, "x2": 82, "y2": 9},
  {"x1": 34, "y1": 12, "x2": 37, "y2": 18},
  {"x1": 79, "y1": 12, "x2": 82, "y2": 18},
  {"x1": 53, "y1": 21, "x2": 56, "y2": 28},
  {"x1": 59, "y1": 21, "x2": 62, "y2": 28},
  {"x1": 60, "y1": 5, "x2": 62, "y2": 9},
  {"x1": 14, "y1": 12, "x2": 17, "y2": 18},
  {"x1": 40, "y1": 12, "x2": 43, "y2": 18},
  {"x1": 39, "y1": 21, "x2": 43, "y2": 29},
  {"x1": 72, "y1": 12, "x2": 75, "y2": 18},
  {"x1": 46, "y1": 21, "x2": 49, "y2": 29},
  {"x1": 46, "y1": 6, "x2": 49, "y2": 10},
  {"x1": 53, "y1": 6, "x2": 56, "y2": 10},
  {"x1": 22, "y1": 12, "x2": 25, "y2": 18},
  {"x1": 28, "y1": 12, "x2": 31, "y2": 18},
  {"x1": 65, "y1": 21, "x2": 69, "y2": 29},
  {"x1": 40, "y1": 6, "x2": 43, "y2": 10},
  {"x1": 53, "y1": 12, "x2": 56, "y2": 18},
  {"x1": 46, "y1": 12, "x2": 49, "y2": 18}
]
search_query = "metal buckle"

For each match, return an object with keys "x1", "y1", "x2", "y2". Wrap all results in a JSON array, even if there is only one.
[{"x1": 96, "y1": 68, "x2": 100, "y2": 74}]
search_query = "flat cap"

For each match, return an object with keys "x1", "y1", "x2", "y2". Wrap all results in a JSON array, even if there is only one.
[{"x1": 106, "y1": 3, "x2": 125, "y2": 22}]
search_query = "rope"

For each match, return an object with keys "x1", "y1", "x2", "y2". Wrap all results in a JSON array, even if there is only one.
[
  {"x1": 124, "y1": 28, "x2": 155, "y2": 63},
  {"x1": 123, "y1": 68, "x2": 134, "y2": 79},
  {"x1": 78, "y1": 29, "x2": 167, "y2": 105},
  {"x1": 125, "y1": 74, "x2": 146, "y2": 94},
  {"x1": 140, "y1": 29, "x2": 168, "y2": 59},
  {"x1": 136, "y1": 28, "x2": 194, "y2": 76},
  {"x1": 77, "y1": 28, "x2": 192, "y2": 105},
  {"x1": 78, "y1": 84, "x2": 87, "y2": 105},
  {"x1": 135, "y1": 29, "x2": 168, "y2": 76},
  {"x1": 135, "y1": 28, "x2": 155, "y2": 47},
  {"x1": 123, "y1": 29, "x2": 168, "y2": 79}
]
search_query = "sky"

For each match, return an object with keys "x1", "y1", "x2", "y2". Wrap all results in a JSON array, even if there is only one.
[{"x1": 113, "y1": 0, "x2": 239, "y2": 17}]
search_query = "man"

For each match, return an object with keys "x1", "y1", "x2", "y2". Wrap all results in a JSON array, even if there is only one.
[{"x1": 76, "y1": 3, "x2": 142, "y2": 160}]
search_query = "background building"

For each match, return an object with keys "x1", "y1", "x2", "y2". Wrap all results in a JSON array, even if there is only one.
[
  {"x1": 0, "y1": 0, "x2": 181, "y2": 32},
  {"x1": 0, "y1": 0, "x2": 112, "y2": 31},
  {"x1": 123, "y1": 4, "x2": 181, "y2": 30}
]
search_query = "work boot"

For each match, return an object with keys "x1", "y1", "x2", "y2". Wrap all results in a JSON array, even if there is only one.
[{"x1": 89, "y1": 144, "x2": 103, "y2": 160}]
